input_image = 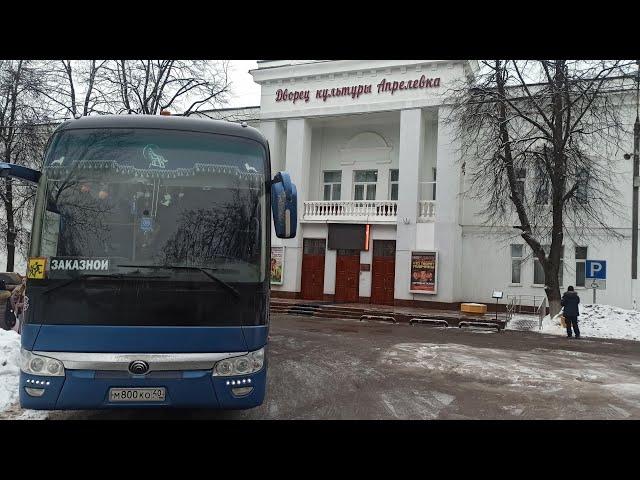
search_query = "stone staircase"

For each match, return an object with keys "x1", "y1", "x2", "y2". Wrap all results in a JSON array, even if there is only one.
[
  {"x1": 270, "y1": 301, "x2": 371, "y2": 320},
  {"x1": 270, "y1": 299, "x2": 507, "y2": 328}
]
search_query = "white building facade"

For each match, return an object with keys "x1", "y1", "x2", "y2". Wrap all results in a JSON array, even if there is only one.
[{"x1": 213, "y1": 60, "x2": 640, "y2": 309}]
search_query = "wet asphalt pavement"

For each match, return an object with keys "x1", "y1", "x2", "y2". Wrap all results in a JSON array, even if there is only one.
[{"x1": 26, "y1": 314, "x2": 640, "y2": 419}]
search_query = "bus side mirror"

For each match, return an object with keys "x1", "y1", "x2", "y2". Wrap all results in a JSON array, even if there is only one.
[
  {"x1": 0, "y1": 162, "x2": 41, "y2": 183},
  {"x1": 271, "y1": 171, "x2": 297, "y2": 239}
]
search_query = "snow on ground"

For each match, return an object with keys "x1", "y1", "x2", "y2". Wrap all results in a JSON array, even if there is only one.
[
  {"x1": 381, "y1": 342, "x2": 640, "y2": 415},
  {"x1": 0, "y1": 329, "x2": 48, "y2": 420},
  {"x1": 0, "y1": 329, "x2": 22, "y2": 413},
  {"x1": 541, "y1": 304, "x2": 640, "y2": 341}
]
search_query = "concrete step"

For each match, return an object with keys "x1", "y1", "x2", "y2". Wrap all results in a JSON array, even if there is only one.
[
  {"x1": 271, "y1": 302, "x2": 370, "y2": 314},
  {"x1": 270, "y1": 300, "x2": 507, "y2": 325}
]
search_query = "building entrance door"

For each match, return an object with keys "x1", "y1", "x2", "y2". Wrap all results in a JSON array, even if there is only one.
[
  {"x1": 301, "y1": 239, "x2": 326, "y2": 301},
  {"x1": 371, "y1": 240, "x2": 396, "y2": 305},
  {"x1": 335, "y1": 249, "x2": 360, "y2": 303}
]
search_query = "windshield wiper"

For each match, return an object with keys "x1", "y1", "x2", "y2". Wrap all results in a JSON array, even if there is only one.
[
  {"x1": 117, "y1": 264, "x2": 240, "y2": 298},
  {"x1": 41, "y1": 272, "x2": 170, "y2": 296}
]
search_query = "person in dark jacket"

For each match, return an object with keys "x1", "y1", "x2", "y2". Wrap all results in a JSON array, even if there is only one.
[
  {"x1": 561, "y1": 286, "x2": 581, "y2": 339},
  {"x1": 0, "y1": 280, "x2": 14, "y2": 331}
]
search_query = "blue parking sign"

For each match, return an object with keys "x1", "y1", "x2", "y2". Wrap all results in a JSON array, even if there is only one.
[
  {"x1": 140, "y1": 216, "x2": 153, "y2": 233},
  {"x1": 585, "y1": 260, "x2": 606, "y2": 279}
]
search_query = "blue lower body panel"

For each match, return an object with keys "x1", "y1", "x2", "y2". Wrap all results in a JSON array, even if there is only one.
[
  {"x1": 19, "y1": 368, "x2": 266, "y2": 410},
  {"x1": 20, "y1": 323, "x2": 268, "y2": 410}
]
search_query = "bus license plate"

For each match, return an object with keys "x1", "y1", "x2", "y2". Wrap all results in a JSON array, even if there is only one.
[{"x1": 109, "y1": 387, "x2": 166, "y2": 402}]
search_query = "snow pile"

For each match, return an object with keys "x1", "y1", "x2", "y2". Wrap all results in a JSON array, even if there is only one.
[
  {"x1": 0, "y1": 330, "x2": 49, "y2": 420},
  {"x1": 0, "y1": 329, "x2": 22, "y2": 412},
  {"x1": 541, "y1": 304, "x2": 640, "y2": 341}
]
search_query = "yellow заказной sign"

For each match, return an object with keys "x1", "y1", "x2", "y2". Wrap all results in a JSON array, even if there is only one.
[{"x1": 27, "y1": 257, "x2": 47, "y2": 279}]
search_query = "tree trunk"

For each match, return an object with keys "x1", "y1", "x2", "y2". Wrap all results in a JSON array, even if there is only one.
[
  {"x1": 544, "y1": 259, "x2": 562, "y2": 317},
  {"x1": 5, "y1": 178, "x2": 15, "y2": 272},
  {"x1": 6, "y1": 227, "x2": 16, "y2": 272},
  {"x1": 546, "y1": 284, "x2": 562, "y2": 318}
]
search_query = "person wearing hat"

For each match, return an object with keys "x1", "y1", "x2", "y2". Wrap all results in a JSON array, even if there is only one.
[{"x1": 561, "y1": 285, "x2": 581, "y2": 339}]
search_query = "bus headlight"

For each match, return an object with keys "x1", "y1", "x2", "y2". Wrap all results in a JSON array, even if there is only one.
[
  {"x1": 213, "y1": 348, "x2": 265, "y2": 376},
  {"x1": 21, "y1": 349, "x2": 65, "y2": 377}
]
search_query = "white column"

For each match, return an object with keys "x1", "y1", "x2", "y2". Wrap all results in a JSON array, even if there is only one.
[
  {"x1": 433, "y1": 106, "x2": 463, "y2": 303},
  {"x1": 342, "y1": 166, "x2": 354, "y2": 202},
  {"x1": 394, "y1": 108, "x2": 424, "y2": 300},
  {"x1": 260, "y1": 120, "x2": 285, "y2": 177},
  {"x1": 377, "y1": 168, "x2": 390, "y2": 201},
  {"x1": 261, "y1": 121, "x2": 286, "y2": 253},
  {"x1": 281, "y1": 118, "x2": 312, "y2": 294},
  {"x1": 324, "y1": 249, "x2": 337, "y2": 295}
]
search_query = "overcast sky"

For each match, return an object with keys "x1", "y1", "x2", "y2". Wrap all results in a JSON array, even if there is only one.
[{"x1": 228, "y1": 60, "x2": 261, "y2": 108}]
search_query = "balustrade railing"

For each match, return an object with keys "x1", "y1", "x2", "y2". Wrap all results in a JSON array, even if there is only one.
[
  {"x1": 418, "y1": 200, "x2": 436, "y2": 222},
  {"x1": 303, "y1": 200, "x2": 398, "y2": 221}
]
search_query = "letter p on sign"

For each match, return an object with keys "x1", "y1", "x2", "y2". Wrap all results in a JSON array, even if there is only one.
[{"x1": 586, "y1": 260, "x2": 606, "y2": 279}]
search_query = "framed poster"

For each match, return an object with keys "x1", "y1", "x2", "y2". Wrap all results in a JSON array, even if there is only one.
[
  {"x1": 270, "y1": 246, "x2": 285, "y2": 285},
  {"x1": 409, "y1": 250, "x2": 438, "y2": 294}
]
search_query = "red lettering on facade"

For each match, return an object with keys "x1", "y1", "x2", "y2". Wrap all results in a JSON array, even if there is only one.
[
  {"x1": 276, "y1": 88, "x2": 311, "y2": 104},
  {"x1": 277, "y1": 75, "x2": 440, "y2": 103}
]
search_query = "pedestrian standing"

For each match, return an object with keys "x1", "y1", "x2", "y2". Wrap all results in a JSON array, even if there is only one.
[
  {"x1": 10, "y1": 276, "x2": 26, "y2": 334},
  {"x1": 0, "y1": 280, "x2": 15, "y2": 331},
  {"x1": 561, "y1": 285, "x2": 581, "y2": 339}
]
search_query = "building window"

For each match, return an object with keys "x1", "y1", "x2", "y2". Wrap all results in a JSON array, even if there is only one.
[
  {"x1": 389, "y1": 169, "x2": 399, "y2": 201},
  {"x1": 535, "y1": 163, "x2": 549, "y2": 205},
  {"x1": 353, "y1": 170, "x2": 378, "y2": 201},
  {"x1": 533, "y1": 245, "x2": 564, "y2": 286},
  {"x1": 515, "y1": 168, "x2": 526, "y2": 202},
  {"x1": 511, "y1": 244, "x2": 523, "y2": 284},
  {"x1": 323, "y1": 171, "x2": 342, "y2": 201},
  {"x1": 576, "y1": 169, "x2": 589, "y2": 204},
  {"x1": 575, "y1": 246, "x2": 587, "y2": 287},
  {"x1": 432, "y1": 167, "x2": 437, "y2": 200}
]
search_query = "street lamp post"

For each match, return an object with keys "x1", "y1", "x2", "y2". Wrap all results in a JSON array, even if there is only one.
[
  {"x1": 631, "y1": 61, "x2": 640, "y2": 279},
  {"x1": 633, "y1": 111, "x2": 640, "y2": 279}
]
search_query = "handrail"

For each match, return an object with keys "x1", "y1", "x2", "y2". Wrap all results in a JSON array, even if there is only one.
[
  {"x1": 506, "y1": 294, "x2": 546, "y2": 314},
  {"x1": 536, "y1": 296, "x2": 548, "y2": 330},
  {"x1": 417, "y1": 200, "x2": 436, "y2": 222},
  {"x1": 505, "y1": 296, "x2": 518, "y2": 325}
]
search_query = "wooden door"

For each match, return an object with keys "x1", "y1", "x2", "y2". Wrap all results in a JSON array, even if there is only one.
[
  {"x1": 301, "y1": 239, "x2": 326, "y2": 301},
  {"x1": 371, "y1": 240, "x2": 396, "y2": 305},
  {"x1": 335, "y1": 249, "x2": 360, "y2": 303}
]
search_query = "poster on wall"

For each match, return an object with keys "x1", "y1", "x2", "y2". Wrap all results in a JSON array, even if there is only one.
[
  {"x1": 270, "y1": 246, "x2": 285, "y2": 285},
  {"x1": 410, "y1": 251, "x2": 438, "y2": 294}
]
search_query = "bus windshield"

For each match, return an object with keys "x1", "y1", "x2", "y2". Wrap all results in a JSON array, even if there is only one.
[{"x1": 36, "y1": 128, "x2": 267, "y2": 284}]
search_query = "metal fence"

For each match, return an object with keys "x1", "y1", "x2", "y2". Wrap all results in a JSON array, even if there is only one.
[{"x1": 505, "y1": 294, "x2": 548, "y2": 330}]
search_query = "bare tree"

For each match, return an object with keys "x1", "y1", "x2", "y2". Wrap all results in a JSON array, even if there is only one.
[
  {"x1": 35, "y1": 60, "x2": 231, "y2": 118},
  {"x1": 102, "y1": 60, "x2": 231, "y2": 116},
  {"x1": 0, "y1": 60, "x2": 49, "y2": 271},
  {"x1": 448, "y1": 60, "x2": 636, "y2": 315},
  {"x1": 36, "y1": 60, "x2": 113, "y2": 118},
  {"x1": 0, "y1": 59, "x2": 233, "y2": 271}
]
